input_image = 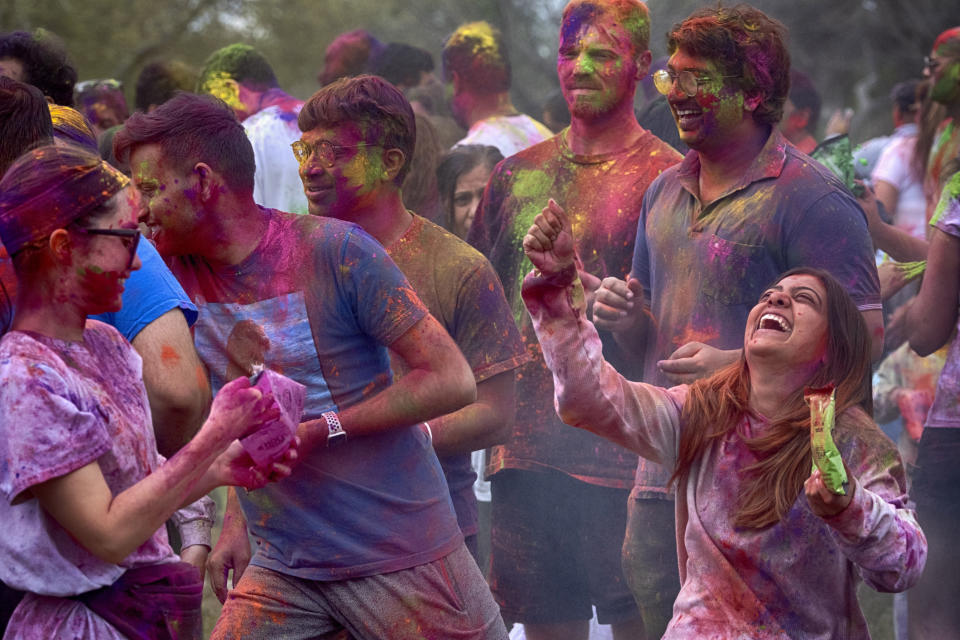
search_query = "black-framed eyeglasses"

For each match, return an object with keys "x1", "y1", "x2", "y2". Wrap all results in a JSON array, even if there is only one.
[
  {"x1": 923, "y1": 55, "x2": 941, "y2": 73},
  {"x1": 73, "y1": 227, "x2": 141, "y2": 270},
  {"x1": 653, "y1": 68, "x2": 737, "y2": 98},
  {"x1": 291, "y1": 139, "x2": 373, "y2": 167}
]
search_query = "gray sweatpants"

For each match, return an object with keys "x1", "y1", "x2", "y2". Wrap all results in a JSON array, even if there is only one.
[{"x1": 210, "y1": 543, "x2": 507, "y2": 640}]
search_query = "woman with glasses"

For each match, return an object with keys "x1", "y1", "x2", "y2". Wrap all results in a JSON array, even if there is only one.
[
  {"x1": 521, "y1": 201, "x2": 925, "y2": 639},
  {"x1": 0, "y1": 145, "x2": 293, "y2": 639}
]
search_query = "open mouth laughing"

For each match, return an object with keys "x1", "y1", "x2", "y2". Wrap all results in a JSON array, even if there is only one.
[{"x1": 756, "y1": 312, "x2": 792, "y2": 335}]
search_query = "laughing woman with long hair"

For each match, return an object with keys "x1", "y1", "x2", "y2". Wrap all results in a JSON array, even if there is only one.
[{"x1": 520, "y1": 201, "x2": 926, "y2": 640}]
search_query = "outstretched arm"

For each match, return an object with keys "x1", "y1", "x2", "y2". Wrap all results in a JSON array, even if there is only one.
[{"x1": 521, "y1": 199, "x2": 683, "y2": 464}]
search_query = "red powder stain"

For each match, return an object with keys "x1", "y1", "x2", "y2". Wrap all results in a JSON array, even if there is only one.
[
  {"x1": 674, "y1": 324, "x2": 719, "y2": 348},
  {"x1": 194, "y1": 364, "x2": 211, "y2": 392},
  {"x1": 160, "y1": 344, "x2": 181, "y2": 366}
]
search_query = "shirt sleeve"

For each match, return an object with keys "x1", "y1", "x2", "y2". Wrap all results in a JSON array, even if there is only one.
[
  {"x1": 784, "y1": 190, "x2": 882, "y2": 311},
  {"x1": 871, "y1": 138, "x2": 909, "y2": 191},
  {"x1": 630, "y1": 178, "x2": 660, "y2": 302},
  {"x1": 336, "y1": 227, "x2": 428, "y2": 348},
  {"x1": 821, "y1": 419, "x2": 927, "y2": 593},
  {"x1": 0, "y1": 356, "x2": 111, "y2": 502},
  {"x1": 932, "y1": 172, "x2": 960, "y2": 232},
  {"x1": 452, "y1": 261, "x2": 528, "y2": 383},
  {"x1": 521, "y1": 262, "x2": 684, "y2": 466},
  {"x1": 170, "y1": 496, "x2": 216, "y2": 549}
]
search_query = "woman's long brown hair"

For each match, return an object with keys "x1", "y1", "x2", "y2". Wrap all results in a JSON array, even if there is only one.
[{"x1": 670, "y1": 267, "x2": 873, "y2": 529}]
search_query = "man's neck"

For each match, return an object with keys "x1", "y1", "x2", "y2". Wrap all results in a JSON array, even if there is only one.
[
  {"x1": 566, "y1": 100, "x2": 643, "y2": 156},
  {"x1": 347, "y1": 190, "x2": 413, "y2": 248},
  {"x1": 696, "y1": 123, "x2": 771, "y2": 205},
  {"x1": 200, "y1": 198, "x2": 270, "y2": 267},
  {"x1": 466, "y1": 92, "x2": 517, "y2": 130}
]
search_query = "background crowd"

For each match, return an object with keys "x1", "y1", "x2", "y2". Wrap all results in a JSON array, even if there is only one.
[{"x1": 0, "y1": 1, "x2": 958, "y2": 639}]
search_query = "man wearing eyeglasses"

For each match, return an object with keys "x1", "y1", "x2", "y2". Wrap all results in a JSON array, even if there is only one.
[
  {"x1": 594, "y1": 7, "x2": 882, "y2": 393},
  {"x1": 115, "y1": 91, "x2": 508, "y2": 639},
  {"x1": 294, "y1": 74, "x2": 527, "y2": 577},
  {"x1": 466, "y1": 1, "x2": 681, "y2": 638}
]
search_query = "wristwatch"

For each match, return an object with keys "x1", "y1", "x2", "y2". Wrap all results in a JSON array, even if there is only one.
[{"x1": 322, "y1": 411, "x2": 347, "y2": 447}]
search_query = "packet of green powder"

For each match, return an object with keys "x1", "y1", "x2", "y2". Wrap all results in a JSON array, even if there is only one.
[{"x1": 804, "y1": 385, "x2": 847, "y2": 495}]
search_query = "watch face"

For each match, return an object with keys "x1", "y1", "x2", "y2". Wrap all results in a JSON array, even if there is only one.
[{"x1": 327, "y1": 431, "x2": 347, "y2": 447}]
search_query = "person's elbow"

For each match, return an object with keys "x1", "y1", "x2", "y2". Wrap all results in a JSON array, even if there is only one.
[
  {"x1": 149, "y1": 382, "x2": 211, "y2": 456},
  {"x1": 83, "y1": 530, "x2": 137, "y2": 565},
  {"x1": 442, "y1": 353, "x2": 477, "y2": 413},
  {"x1": 906, "y1": 312, "x2": 952, "y2": 357},
  {"x1": 909, "y1": 332, "x2": 940, "y2": 358},
  {"x1": 487, "y1": 409, "x2": 513, "y2": 446}
]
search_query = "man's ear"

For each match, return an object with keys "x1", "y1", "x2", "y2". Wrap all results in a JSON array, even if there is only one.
[
  {"x1": 635, "y1": 49, "x2": 652, "y2": 81},
  {"x1": 194, "y1": 162, "x2": 216, "y2": 202},
  {"x1": 382, "y1": 149, "x2": 406, "y2": 182},
  {"x1": 451, "y1": 70, "x2": 463, "y2": 94},
  {"x1": 744, "y1": 90, "x2": 765, "y2": 114}
]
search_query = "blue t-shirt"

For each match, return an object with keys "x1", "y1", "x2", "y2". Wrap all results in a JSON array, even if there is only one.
[
  {"x1": 92, "y1": 239, "x2": 198, "y2": 338},
  {"x1": 169, "y1": 209, "x2": 462, "y2": 581}
]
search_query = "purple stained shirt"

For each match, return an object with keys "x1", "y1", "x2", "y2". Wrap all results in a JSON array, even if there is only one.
[
  {"x1": 169, "y1": 209, "x2": 463, "y2": 581},
  {"x1": 468, "y1": 129, "x2": 681, "y2": 491},
  {"x1": 522, "y1": 266, "x2": 926, "y2": 639},
  {"x1": 0, "y1": 321, "x2": 199, "y2": 637}
]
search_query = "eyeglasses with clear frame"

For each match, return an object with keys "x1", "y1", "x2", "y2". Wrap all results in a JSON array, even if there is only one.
[
  {"x1": 291, "y1": 139, "x2": 372, "y2": 167},
  {"x1": 653, "y1": 68, "x2": 738, "y2": 98},
  {"x1": 73, "y1": 226, "x2": 141, "y2": 271}
]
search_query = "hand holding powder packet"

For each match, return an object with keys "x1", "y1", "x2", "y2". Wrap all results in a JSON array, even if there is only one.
[
  {"x1": 240, "y1": 368, "x2": 307, "y2": 467},
  {"x1": 804, "y1": 385, "x2": 848, "y2": 495}
]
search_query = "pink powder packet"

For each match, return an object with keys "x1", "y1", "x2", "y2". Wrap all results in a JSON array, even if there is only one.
[{"x1": 240, "y1": 369, "x2": 306, "y2": 467}]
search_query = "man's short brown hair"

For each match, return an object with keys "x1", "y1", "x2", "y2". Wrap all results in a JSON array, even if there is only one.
[
  {"x1": 668, "y1": 4, "x2": 790, "y2": 126},
  {"x1": 298, "y1": 74, "x2": 416, "y2": 186}
]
